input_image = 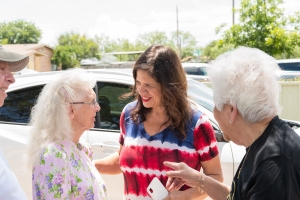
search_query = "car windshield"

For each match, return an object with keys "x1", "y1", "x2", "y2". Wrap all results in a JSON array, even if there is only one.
[{"x1": 187, "y1": 78, "x2": 214, "y2": 112}]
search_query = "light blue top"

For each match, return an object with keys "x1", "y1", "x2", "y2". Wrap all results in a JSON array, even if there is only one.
[{"x1": 0, "y1": 148, "x2": 27, "y2": 200}]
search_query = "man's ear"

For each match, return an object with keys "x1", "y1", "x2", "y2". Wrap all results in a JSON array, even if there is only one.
[{"x1": 229, "y1": 105, "x2": 238, "y2": 125}]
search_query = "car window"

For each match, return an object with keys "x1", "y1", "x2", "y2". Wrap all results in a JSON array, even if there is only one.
[
  {"x1": 0, "y1": 85, "x2": 43, "y2": 123},
  {"x1": 97, "y1": 82, "x2": 133, "y2": 130},
  {"x1": 278, "y1": 62, "x2": 300, "y2": 71},
  {"x1": 199, "y1": 67, "x2": 207, "y2": 76},
  {"x1": 183, "y1": 66, "x2": 208, "y2": 76}
]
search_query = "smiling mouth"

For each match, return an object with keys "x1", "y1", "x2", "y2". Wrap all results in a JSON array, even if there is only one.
[
  {"x1": 142, "y1": 97, "x2": 151, "y2": 102},
  {"x1": 0, "y1": 88, "x2": 7, "y2": 92}
]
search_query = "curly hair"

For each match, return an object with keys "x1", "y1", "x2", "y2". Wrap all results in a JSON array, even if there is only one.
[
  {"x1": 208, "y1": 46, "x2": 281, "y2": 123},
  {"x1": 128, "y1": 44, "x2": 192, "y2": 140},
  {"x1": 25, "y1": 68, "x2": 96, "y2": 167}
]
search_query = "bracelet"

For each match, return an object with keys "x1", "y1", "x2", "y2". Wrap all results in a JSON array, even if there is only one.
[{"x1": 198, "y1": 173, "x2": 205, "y2": 194}]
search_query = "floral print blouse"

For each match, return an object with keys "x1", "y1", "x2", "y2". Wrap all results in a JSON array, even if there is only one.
[{"x1": 32, "y1": 139, "x2": 107, "y2": 200}]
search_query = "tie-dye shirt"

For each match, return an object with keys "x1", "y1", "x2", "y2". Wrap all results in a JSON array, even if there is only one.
[
  {"x1": 119, "y1": 101, "x2": 219, "y2": 200},
  {"x1": 32, "y1": 139, "x2": 107, "y2": 200}
]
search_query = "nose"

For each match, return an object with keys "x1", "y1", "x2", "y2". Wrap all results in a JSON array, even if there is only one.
[
  {"x1": 137, "y1": 84, "x2": 147, "y2": 94},
  {"x1": 6, "y1": 71, "x2": 15, "y2": 84},
  {"x1": 95, "y1": 101, "x2": 101, "y2": 112}
]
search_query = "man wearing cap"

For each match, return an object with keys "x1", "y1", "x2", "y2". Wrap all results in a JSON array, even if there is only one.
[{"x1": 0, "y1": 45, "x2": 28, "y2": 199}]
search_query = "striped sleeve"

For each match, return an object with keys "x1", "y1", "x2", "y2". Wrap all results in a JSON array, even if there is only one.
[{"x1": 194, "y1": 114, "x2": 219, "y2": 161}]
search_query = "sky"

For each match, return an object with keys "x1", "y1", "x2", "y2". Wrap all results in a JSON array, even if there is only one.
[{"x1": 1, "y1": 0, "x2": 300, "y2": 48}]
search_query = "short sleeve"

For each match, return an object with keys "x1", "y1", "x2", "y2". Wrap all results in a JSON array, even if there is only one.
[
  {"x1": 32, "y1": 144, "x2": 70, "y2": 200},
  {"x1": 193, "y1": 114, "x2": 219, "y2": 161}
]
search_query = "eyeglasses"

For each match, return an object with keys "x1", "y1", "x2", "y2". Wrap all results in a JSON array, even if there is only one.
[{"x1": 70, "y1": 99, "x2": 98, "y2": 107}]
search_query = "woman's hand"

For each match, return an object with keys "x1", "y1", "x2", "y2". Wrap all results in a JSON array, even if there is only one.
[
  {"x1": 164, "y1": 161, "x2": 201, "y2": 188},
  {"x1": 165, "y1": 177, "x2": 185, "y2": 191}
]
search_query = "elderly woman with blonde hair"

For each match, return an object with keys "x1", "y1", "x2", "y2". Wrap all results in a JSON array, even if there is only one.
[{"x1": 26, "y1": 68, "x2": 107, "y2": 200}]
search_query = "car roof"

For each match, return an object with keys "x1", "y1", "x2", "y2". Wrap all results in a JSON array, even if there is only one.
[
  {"x1": 276, "y1": 59, "x2": 300, "y2": 63},
  {"x1": 10, "y1": 69, "x2": 134, "y2": 92},
  {"x1": 181, "y1": 62, "x2": 209, "y2": 68}
]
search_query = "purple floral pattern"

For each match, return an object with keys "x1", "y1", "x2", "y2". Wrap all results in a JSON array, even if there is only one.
[{"x1": 32, "y1": 140, "x2": 106, "y2": 200}]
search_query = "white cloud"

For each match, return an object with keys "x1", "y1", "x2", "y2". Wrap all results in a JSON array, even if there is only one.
[{"x1": 87, "y1": 15, "x2": 140, "y2": 42}]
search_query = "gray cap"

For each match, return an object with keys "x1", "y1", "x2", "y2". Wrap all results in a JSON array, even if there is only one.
[{"x1": 0, "y1": 45, "x2": 29, "y2": 72}]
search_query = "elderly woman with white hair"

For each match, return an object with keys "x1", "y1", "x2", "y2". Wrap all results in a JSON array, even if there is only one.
[
  {"x1": 163, "y1": 47, "x2": 300, "y2": 200},
  {"x1": 26, "y1": 69, "x2": 107, "y2": 200}
]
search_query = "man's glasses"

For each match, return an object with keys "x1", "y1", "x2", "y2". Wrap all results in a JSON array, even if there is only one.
[{"x1": 70, "y1": 99, "x2": 98, "y2": 107}]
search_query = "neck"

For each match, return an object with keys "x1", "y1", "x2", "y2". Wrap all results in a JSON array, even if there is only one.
[
  {"x1": 72, "y1": 129, "x2": 84, "y2": 143},
  {"x1": 243, "y1": 118, "x2": 272, "y2": 147}
]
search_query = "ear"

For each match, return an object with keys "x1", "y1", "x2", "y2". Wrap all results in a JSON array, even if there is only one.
[
  {"x1": 68, "y1": 105, "x2": 75, "y2": 119},
  {"x1": 229, "y1": 105, "x2": 238, "y2": 125}
]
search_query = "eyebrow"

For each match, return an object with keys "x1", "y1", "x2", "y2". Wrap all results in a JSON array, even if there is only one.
[{"x1": 136, "y1": 79, "x2": 155, "y2": 86}]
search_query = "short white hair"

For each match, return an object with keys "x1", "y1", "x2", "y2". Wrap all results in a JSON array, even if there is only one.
[
  {"x1": 26, "y1": 68, "x2": 96, "y2": 167},
  {"x1": 207, "y1": 46, "x2": 281, "y2": 123}
]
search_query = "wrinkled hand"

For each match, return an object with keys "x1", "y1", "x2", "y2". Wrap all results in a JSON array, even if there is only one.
[
  {"x1": 164, "y1": 161, "x2": 200, "y2": 189},
  {"x1": 165, "y1": 177, "x2": 184, "y2": 192}
]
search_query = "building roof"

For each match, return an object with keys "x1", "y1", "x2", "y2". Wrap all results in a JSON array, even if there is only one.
[
  {"x1": 2, "y1": 44, "x2": 53, "y2": 57},
  {"x1": 103, "y1": 51, "x2": 144, "y2": 55}
]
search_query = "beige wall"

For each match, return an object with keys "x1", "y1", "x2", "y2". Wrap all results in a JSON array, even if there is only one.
[
  {"x1": 203, "y1": 81, "x2": 300, "y2": 122},
  {"x1": 279, "y1": 81, "x2": 300, "y2": 121},
  {"x1": 26, "y1": 46, "x2": 53, "y2": 72},
  {"x1": 36, "y1": 46, "x2": 53, "y2": 72}
]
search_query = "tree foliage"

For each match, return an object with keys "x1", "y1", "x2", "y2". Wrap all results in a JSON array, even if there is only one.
[
  {"x1": 219, "y1": 0, "x2": 300, "y2": 58},
  {"x1": 95, "y1": 35, "x2": 139, "y2": 61},
  {"x1": 95, "y1": 31, "x2": 199, "y2": 61},
  {"x1": 0, "y1": 20, "x2": 42, "y2": 44},
  {"x1": 201, "y1": 40, "x2": 234, "y2": 61},
  {"x1": 52, "y1": 32, "x2": 100, "y2": 69},
  {"x1": 171, "y1": 31, "x2": 198, "y2": 59},
  {"x1": 136, "y1": 31, "x2": 172, "y2": 48}
]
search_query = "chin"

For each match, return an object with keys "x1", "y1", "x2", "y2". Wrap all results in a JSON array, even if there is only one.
[{"x1": 142, "y1": 102, "x2": 151, "y2": 108}]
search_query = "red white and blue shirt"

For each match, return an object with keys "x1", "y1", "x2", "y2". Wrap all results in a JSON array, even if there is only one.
[{"x1": 119, "y1": 101, "x2": 219, "y2": 200}]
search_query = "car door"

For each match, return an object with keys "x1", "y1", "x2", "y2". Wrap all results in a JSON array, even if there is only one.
[
  {"x1": 86, "y1": 81, "x2": 133, "y2": 200},
  {"x1": 0, "y1": 85, "x2": 45, "y2": 199}
]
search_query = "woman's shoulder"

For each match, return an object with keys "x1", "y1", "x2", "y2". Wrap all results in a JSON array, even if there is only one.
[
  {"x1": 79, "y1": 139, "x2": 93, "y2": 160},
  {"x1": 36, "y1": 140, "x2": 71, "y2": 166},
  {"x1": 124, "y1": 100, "x2": 138, "y2": 110},
  {"x1": 122, "y1": 100, "x2": 138, "y2": 116},
  {"x1": 41, "y1": 140, "x2": 73, "y2": 156},
  {"x1": 190, "y1": 108, "x2": 203, "y2": 120}
]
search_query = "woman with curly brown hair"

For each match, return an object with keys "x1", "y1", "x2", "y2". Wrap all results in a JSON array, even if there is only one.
[{"x1": 94, "y1": 44, "x2": 223, "y2": 200}]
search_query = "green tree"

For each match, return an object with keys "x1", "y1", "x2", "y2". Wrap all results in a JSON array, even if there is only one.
[
  {"x1": 201, "y1": 40, "x2": 234, "y2": 61},
  {"x1": 95, "y1": 31, "x2": 198, "y2": 62},
  {"x1": 52, "y1": 32, "x2": 100, "y2": 69},
  {"x1": 136, "y1": 31, "x2": 172, "y2": 48},
  {"x1": 0, "y1": 20, "x2": 42, "y2": 44},
  {"x1": 171, "y1": 31, "x2": 198, "y2": 59},
  {"x1": 95, "y1": 35, "x2": 139, "y2": 61},
  {"x1": 219, "y1": 0, "x2": 300, "y2": 57}
]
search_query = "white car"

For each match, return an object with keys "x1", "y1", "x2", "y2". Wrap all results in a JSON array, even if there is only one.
[
  {"x1": 0, "y1": 69, "x2": 299, "y2": 199},
  {"x1": 182, "y1": 62, "x2": 210, "y2": 82},
  {"x1": 277, "y1": 59, "x2": 300, "y2": 71}
]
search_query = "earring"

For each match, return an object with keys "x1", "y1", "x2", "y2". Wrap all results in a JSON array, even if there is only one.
[{"x1": 229, "y1": 120, "x2": 232, "y2": 125}]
